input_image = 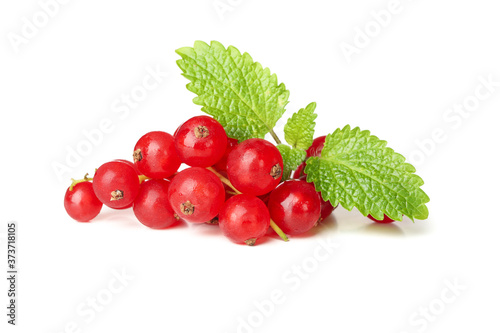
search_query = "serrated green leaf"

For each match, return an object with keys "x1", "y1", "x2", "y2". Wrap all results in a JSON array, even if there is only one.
[
  {"x1": 284, "y1": 102, "x2": 318, "y2": 150},
  {"x1": 304, "y1": 125, "x2": 429, "y2": 221},
  {"x1": 176, "y1": 41, "x2": 290, "y2": 141},
  {"x1": 277, "y1": 144, "x2": 307, "y2": 180}
]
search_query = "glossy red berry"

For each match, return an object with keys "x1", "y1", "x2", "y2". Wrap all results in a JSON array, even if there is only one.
[
  {"x1": 93, "y1": 161, "x2": 140, "y2": 209},
  {"x1": 268, "y1": 180, "x2": 321, "y2": 235},
  {"x1": 306, "y1": 135, "x2": 326, "y2": 157},
  {"x1": 292, "y1": 161, "x2": 306, "y2": 179},
  {"x1": 212, "y1": 137, "x2": 238, "y2": 172},
  {"x1": 133, "y1": 131, "x2": 181, "y2": 179},
  {"x1": 293, "y1": 136, "x2": 326, "y2": 179},
  {"x1": 368, "y1": 215, "x2": 395, "y2": 223},
  {"x1": 168, "y1": 167, "x2": 225, "y2": 223},
  {"x1": 114, "y1": 159, "x2": 140, "y2": 175},
  {"x1": 293, "y1": 136, "x2": 327, "y2": 179},
  {"x1": 319, "y1": 197, "x2": 336, "y2": 221},
  {"x1": 293, "y1": 174, "x2": 336, "y2": 221},
  {"x1": 226, "y1": 138, "x2": 283, "y2": 196},
  {"x1": 115, "y1": 202, "x2": 133, "y2": 210},
  {"x1": 64, "y1": 182, "x2": 103, "y2": 222},
  {"x1": 219, "y1": 194, "x2": 270, "y2": 245},
  {"x1": 258, "y1": 192, "x2": 271, "y2": 205},
  {"x1": 133, "y1": 179, "x2": 180, "y2": 229},
  {"x1": 174, "y1": 116, "x2": 228, "y2": 167}
]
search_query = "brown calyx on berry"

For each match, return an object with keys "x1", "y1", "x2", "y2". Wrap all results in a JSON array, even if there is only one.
[
  {"x1": 110, "y1": 190, "x2": 124, "y2": 201},
  {"x1": 180, "y1": 201, "x2": 195, "y2": 215},
  {"x1": 133, "y1": 149, "x2": 142, "y2": 163},
  {"x1": 270, "y1": 163, "x2": 282, "y2": 179},
  {"x1": 174, "y1": 213, "x2": 180, "y2": 221},
  {"x1": 206, "y1": 216, "x2": 219, "y2": 225},
  {"x1": 245, "y1": 238, "x2": 257, "y2": 246},
  {"x1": 194, "y1": 125, "x2": 209, "y2": 138}
]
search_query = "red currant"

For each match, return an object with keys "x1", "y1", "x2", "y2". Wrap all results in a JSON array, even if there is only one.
[
  {"x1": 368, "y1": 215, "x2": 395, "y2": 223},
  {"x1": 174, "y1": 116, "x2": 228, "y2": 167},
  {"x1": 133, "y1": 131, "x2": 181, "y2": 178},
  {"x1": 306, "y1": 135, "x2": 326, "y2": 157},
  {"x1": 114, "y1": 159, "x2": 140, "y2": 175},
  {"x1": 292, "y1": 161, "x2": 306, "y2": 179},
  {"x1": 133, "y1": 179, "x2": 180, "y2": 229},
  {"x1": 268, "y1": 180, "x2": 321, "y2": 235},
  {"x1": 293, "y1": 136, "x2": 327, "y2": 179},
  {"x1": 64, "y1": 181, "x2": 102, "y2": 222},
  {"x1": 212, "y1": 137, "x2": 238, "y2": 172},
  {"x1": 115, "y1": 202, "x2": 133, "y2": 210},
  {"x1": 218, "y1": 194, "x2": 270, "y2": 245},
  {"x1": 293, "y1": 174, "x2": 336, "y2": 221},
  {"x1": 258, "y1": 192, "x2": 271, "y2": 205},
  {"x1": 93, "y1": 161, "x2": 140, "y2": 209},
  {"x1": 168, "y1": 167, "x2": 225, "y2": 223},
  {"x1": 226, "y1": 138, "x2": 283, "y2": 196},
  {"x1": 319, "y1": 197, "x2": 336, "y2": 221}
]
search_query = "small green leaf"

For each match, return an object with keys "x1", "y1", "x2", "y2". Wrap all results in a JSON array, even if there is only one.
[
  {"x1": 305, "y1": 125, "x2": 429, "y2": 221},
  {"x1": 176, "y1": 41, "x2": 289, "y2": 141},
  {"x1": 277, "y1": 144, "x2": 307, "y2": 180},
  {"x1": 284, "y1": 102, "x2": 318, "y2": 150}
]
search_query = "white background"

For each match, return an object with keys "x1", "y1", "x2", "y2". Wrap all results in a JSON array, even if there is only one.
[{"x1": 1, "y1": 0, "x2": 499, "y2": 332}]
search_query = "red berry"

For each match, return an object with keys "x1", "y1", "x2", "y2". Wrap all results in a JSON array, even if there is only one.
[
  {"x1": 114, "y1": 159, "x2": 140, "y2": 175},
  {"x1": 258, "y1": 192, "x2": 271, "y2": 205},
  {"x1": 64, "y1": 182, "x2": 103, "y2": 222},
  {"x1": 368, "y1": 215, "x2": 395, "y2": 223},
  {"x1": 219, "y1": 194, "x2": 270, "y2": 246},
  {"x1": 292, "y1": 136, "x2": 326, "y2": 179},
  {"x1": 168, "y1": 167, "x2": 225, "y2": 223},
  {"x1": 294, "y1": 174, "x2": 336, "y2": 221},
  {"x1": 268, "y1": 180, "x2": 321, "y2": 235},
  {"x1": 115, "y1": 202, "x2": 133, "y2": 210},
  {"x1": 212, "y1": 137, "x2": 238, "y2": 172},
  {"x1": 133, "y1": 131, "x2": 181, "y2": 178},
  {"x1": 293, "y1": 135, "x2": 326, "y2": 179},
  {"x1": 174, "y1": 116, "x2": 228, "y2": 167},
  {"x1": 306, "y1": 136, "x2": 326, "y2": 157},
  {"x1": 133, "y1": 179, "x2": 180, "y2": 229},
  {"x1": 319, "y1": 197, "x2": 336, "y2": 221},
  {"x1": 292, "y1": 162, "x2": 306, "y2": 179},
  {"x1": 226, "y1": 138, "x2": 283, "y2": 196},
  {"x1": 93, "y1": 161, "x2": 140, "y2": 209}
]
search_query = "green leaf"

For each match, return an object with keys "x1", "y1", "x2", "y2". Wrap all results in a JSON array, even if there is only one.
[
  {"x1": 277, "y1": 144, "x2": 307, "y2": 180},
  {"x1": 176, "y1": 41, "x2": 290, "y2": 141},
  {"x1": 284, "y1": 102, "x2": 318, "y2": 149},
  {"x1": 305, "y1": 125, "x2": 429, "y2": 221}
]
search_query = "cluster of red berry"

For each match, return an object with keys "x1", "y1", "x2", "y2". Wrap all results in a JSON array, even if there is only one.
[{"x1": 64, "y1": 115, "x2": 393, "y2": 245}]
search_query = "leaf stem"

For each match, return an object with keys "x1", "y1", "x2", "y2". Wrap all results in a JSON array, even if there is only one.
[
  {"x1": 269, "y1": 128, "x2": 282, "y2": 145},
  {"x1": 270, "y1": 219, "x2": 289, "y2": 242}
]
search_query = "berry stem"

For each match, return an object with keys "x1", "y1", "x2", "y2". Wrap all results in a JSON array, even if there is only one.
[
  {"x1": 206, "y1": 167, "x2": 242, "y2": 194},
  {"x1": 138, "y1": 175, "x2": 151, "y2": 184},
  {"x1": 207, "y1": 166, "x2": 289, "y2": 242},
  {"x1": 270, "y1": 219, "x2": 289, "y2": 242},
  {"x1": 69, "y1": 173, "x2": 93, "y2": 191},
  {"x1": 269, "y1": 129, "x2": 282, "y2": 145}
]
